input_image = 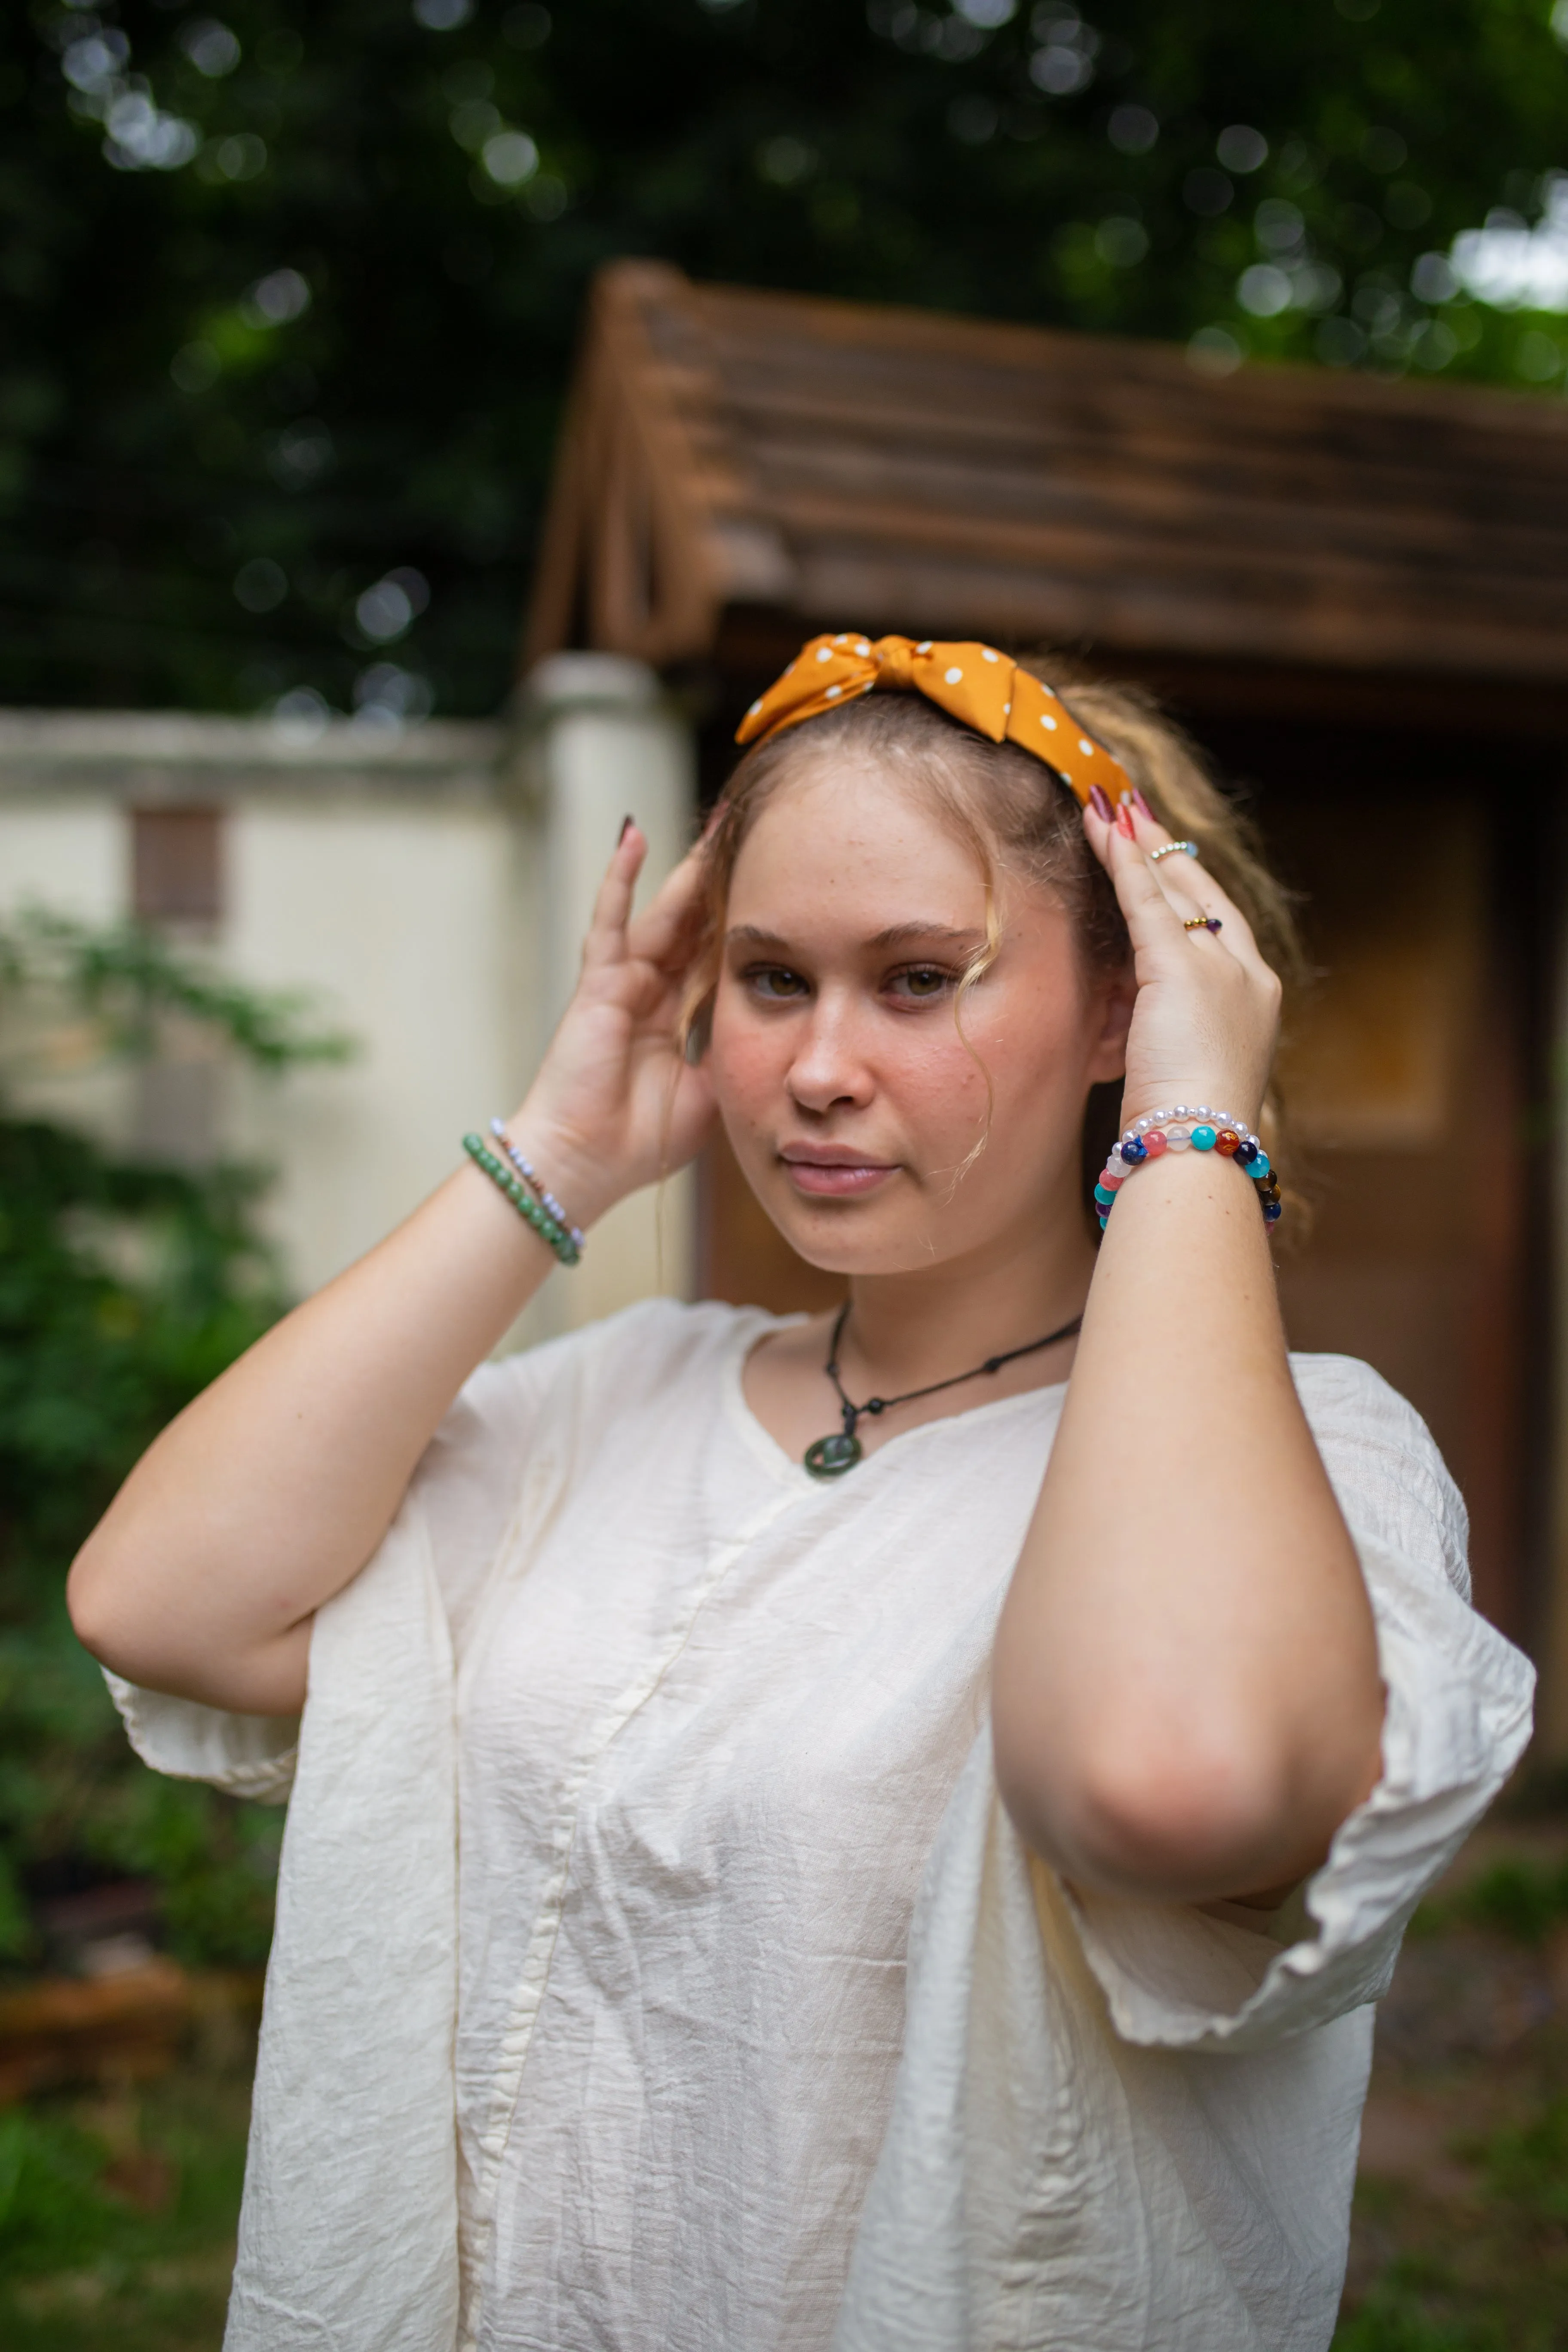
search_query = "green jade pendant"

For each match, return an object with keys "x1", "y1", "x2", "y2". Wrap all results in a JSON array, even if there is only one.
[{"x1": 803, "y1": 1422, "x2": 866, "y2": 1479}]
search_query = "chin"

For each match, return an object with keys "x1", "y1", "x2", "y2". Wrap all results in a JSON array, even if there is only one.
[{"x1": 748, "y1": 1171, "x2": 953, "y2": 1279}]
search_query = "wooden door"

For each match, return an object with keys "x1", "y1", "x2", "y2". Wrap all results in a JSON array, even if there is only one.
[{"x1": 1265, "y1": 787, "x2": 1525, "y2": 1634}]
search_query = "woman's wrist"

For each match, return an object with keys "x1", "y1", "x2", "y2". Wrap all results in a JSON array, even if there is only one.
[
  {"x1": 1097, "y1": 1097, "x2": 1281, "y2": 1233},
  {"x1": 500, "y1": 1103, "x2": 622, "y2": 1234}
]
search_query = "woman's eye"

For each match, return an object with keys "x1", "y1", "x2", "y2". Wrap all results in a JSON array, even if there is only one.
[
  {"x1": 891, "y1": 966, "x2": 953, "y2": 1000},
  {"x1": 746, "y1": 965, "x2": 808, "y2": 999}
]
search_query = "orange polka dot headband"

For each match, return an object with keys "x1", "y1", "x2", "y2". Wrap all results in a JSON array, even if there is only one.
[{"x1": 734, "y1": 631, "x2": 1132, "y2": 808}]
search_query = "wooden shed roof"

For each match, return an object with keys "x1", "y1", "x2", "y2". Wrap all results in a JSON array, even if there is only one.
[{"x1": 525, "y1": 260, "x2": 1568, "y2": 700}]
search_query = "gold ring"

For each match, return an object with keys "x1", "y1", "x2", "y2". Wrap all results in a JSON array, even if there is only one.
[{"x1": 1183, "y1": 916, "x2": 1222, "y2": 934}]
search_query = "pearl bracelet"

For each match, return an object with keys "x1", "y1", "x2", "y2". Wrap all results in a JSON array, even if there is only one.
[
  {"x1": 1094, "y1": 1105, "x2": 1282, "y2": 1232},
  {"x1": 488, "y1": 1118, "x2": 587, "y2": 1252}
]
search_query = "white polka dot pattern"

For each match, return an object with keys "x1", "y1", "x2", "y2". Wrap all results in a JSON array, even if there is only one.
[{"x1": 733, "y1": 631, "x2": 1133, "y2": 810}]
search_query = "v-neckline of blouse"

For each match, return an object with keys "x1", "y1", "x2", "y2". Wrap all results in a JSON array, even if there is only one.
[{"x1": 723, "y1": 1307, "x2": 1070, "y2": 1490}]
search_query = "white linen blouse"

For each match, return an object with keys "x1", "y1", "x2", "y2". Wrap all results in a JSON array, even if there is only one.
[{"x1": 108, "y1": 1299, "x2": 1534, "y2": 2352}]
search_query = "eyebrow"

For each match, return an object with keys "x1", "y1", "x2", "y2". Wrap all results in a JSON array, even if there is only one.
[{"x1": 725, "y1": 922, "x2": 985, "y2": 953}]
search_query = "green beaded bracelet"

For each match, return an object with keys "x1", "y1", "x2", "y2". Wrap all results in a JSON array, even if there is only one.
[{"x1": 462, "y1": 1134, "x2": 582, "y2": 1266}]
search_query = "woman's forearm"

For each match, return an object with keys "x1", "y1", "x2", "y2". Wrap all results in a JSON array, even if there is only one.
[
  {"x1": 66, "y1": 1136, "x2": 600, "y2": 1715},
  {"x1": 992, "y1": 1147, "x2": 1384, "y2": 1905},
  {"x1": 68, "y1": 827, "x2": 713, "y2": 1719}
]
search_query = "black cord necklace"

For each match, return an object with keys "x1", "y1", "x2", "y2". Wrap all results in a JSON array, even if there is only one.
[{"x1": 803, "y1": 1301, "x2": 1085, "y2": 1479}]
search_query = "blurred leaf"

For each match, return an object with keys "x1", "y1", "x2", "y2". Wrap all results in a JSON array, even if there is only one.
[{"x1": 0, "y1": 917, "x2": 335, "y2": 1975}]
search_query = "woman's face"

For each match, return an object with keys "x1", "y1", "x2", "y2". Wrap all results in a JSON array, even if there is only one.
[{"x1": 709, "y1": 756, "x2": 1131, "y2": 1277}]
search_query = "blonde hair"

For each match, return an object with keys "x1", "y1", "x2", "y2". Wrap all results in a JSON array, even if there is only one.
[{"x1": 682, "y1": 657, "x2": 1304, "y2": 1216}]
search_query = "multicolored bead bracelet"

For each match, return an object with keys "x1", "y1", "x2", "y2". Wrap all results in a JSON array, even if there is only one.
[
  {"x1": 488, "y1": 1117, "x2": 587, "y2": 1252},
  {"x1": 1094, "y1": 1106, "x2": 1283, "y2": 1233},
  {"x1": 462, "y1": 1134, "x2": 582, "y2": 1265}
]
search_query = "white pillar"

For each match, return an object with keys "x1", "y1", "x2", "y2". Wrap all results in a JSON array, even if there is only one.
[{"x1": 512, "y1": 654, "x2": 698, "y2": 1337}]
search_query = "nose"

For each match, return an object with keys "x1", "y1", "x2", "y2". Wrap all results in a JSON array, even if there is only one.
[{"x1": 786, "y1": 990, "x2": 876, "y2": 1118}]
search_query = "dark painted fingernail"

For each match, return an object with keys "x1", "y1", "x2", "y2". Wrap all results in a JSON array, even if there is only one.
[
  {"x1": 619, "y1": 815, "x2": 635, "y2": 844},
  {"x1": 1088, "y1": 785, "x2": 1114, "y2": 821},
  {"x1": 1114, "y1": 802, "x2": 1136, "y2": 839},
  {"x1": 1131, "y1": 788, "x2": 1155, "y2": 820}
]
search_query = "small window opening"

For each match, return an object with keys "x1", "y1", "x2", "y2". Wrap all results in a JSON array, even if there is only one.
[{"x1": 131, "y1": 805, "x2": 225, "y2": 926}]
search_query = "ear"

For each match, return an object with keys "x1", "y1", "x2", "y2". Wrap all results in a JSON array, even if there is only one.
[{"x1": 1086, "y1": 964, "x2": 1135, "y2": 1084}]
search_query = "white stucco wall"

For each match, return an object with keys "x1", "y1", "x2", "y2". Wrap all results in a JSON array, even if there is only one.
[
  {"x1": 0, "y1": 680, "x2": 695, "y2": 1337},
  {"x1": 0, "y1": 799, "x2": 124, "y2": 922},
  {"x1": 225, "y1": 791, "x2": 536, "y2": 1297}
]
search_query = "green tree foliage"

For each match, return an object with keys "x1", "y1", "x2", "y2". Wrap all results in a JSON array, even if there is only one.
[
  {"x1": 1, "y1": 0, "x2": 1565, "y2": 717},
  {"x1": 0, "y1": 913, "x2": 349, "y2": 1973}
]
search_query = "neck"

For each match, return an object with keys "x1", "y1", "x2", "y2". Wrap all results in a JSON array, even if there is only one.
[{"x1": 842, "y1": 1191, "x2": 1097, "y2": 1394}]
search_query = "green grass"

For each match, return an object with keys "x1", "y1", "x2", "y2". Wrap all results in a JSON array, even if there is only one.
[
  {"x1": 1334, "y1": 2268, "x2": 1504, "y2": 2350},
  {"x1": 1414, "y1": 1855, "x2": 1568, "y2": 1947},
  {"x1": 0, "y1": 2064, "x2": 248, "y2": 2352},
  {"x1": 1332, "y1": 2074, "x2": 1568, "y2": 2351}
]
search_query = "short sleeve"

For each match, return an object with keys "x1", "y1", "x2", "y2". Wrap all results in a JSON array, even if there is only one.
[
  {"x1": 1065, "y1": 1355, "x2": 1535, "y2": 2053},
  {"x1": 104, "y1": 1672, "x2": 300, "y2": 1801},
  {"x1": 99, "y1": 1305, "x2": 679, "y2": 1793},
  {"x1": 98, "y1": 1339, "x2": 561, "y2": 1801}
]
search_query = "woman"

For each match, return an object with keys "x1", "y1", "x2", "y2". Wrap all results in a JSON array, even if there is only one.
[{"x1": 70, "y1": 635, "x2": 1531, "y2": 2352}]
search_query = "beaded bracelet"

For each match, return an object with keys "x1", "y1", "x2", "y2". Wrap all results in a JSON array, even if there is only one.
[
  {"x1": 488, "y1": 1117, "x2": 586, "y2": 1252},
  {"x1": 1093, "y1": 1105, "x2": 1283, "y2": 1233},
  {"x1": 462, "y1": 1134, "x2": 582, "y2": 1265}
]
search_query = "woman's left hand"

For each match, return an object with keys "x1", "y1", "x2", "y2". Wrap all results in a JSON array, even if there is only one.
[{"x1": 1082, "y1": 793, "x2": 1281, "y2": 1130}]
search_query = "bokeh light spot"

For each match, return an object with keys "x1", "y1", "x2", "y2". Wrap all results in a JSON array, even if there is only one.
[
  {"x1": 1107, "y1": 105, "x2": 1158, "y2": 155},
  {"x1": 244, "y1": 269, "x2": 312, "y2": 326},
  {"x1": 234, "y1": 558, "x2": 288, "y2": 613},
  {"x1": 482, "y1": 130, "x2": 539, "y2": 187},
  {"x1": 1216, "y1": 124, "x2": 1268, "y2": 175},
  {"x1": 179, "y1": 19, "x2": 242, "y2": 77}
]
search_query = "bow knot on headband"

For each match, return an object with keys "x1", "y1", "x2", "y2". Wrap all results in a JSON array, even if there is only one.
[{"x1": 735, "y1": 632, "x2": 1131, "y2": 807}]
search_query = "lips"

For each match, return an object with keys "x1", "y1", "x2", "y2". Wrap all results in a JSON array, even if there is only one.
[{"x1": 779, "y1": 1148, "x2": 899, "y2": 1199}]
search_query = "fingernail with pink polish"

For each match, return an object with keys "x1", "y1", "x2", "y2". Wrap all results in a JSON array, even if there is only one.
[
  {"x1": 1088, "y1": 785, "x2": 1114, "y2": 821},
  {"x1": 1132, "y1": 788, "x2": 1155, "y2": 820}
]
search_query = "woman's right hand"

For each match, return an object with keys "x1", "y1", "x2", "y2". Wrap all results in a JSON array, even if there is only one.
[
  {"x1": 511, "y1": 822, "x2": 716, "y2": 1228},
  {"x1": 67, "y1": 820, "x2": 717, "y2": 1712}
]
